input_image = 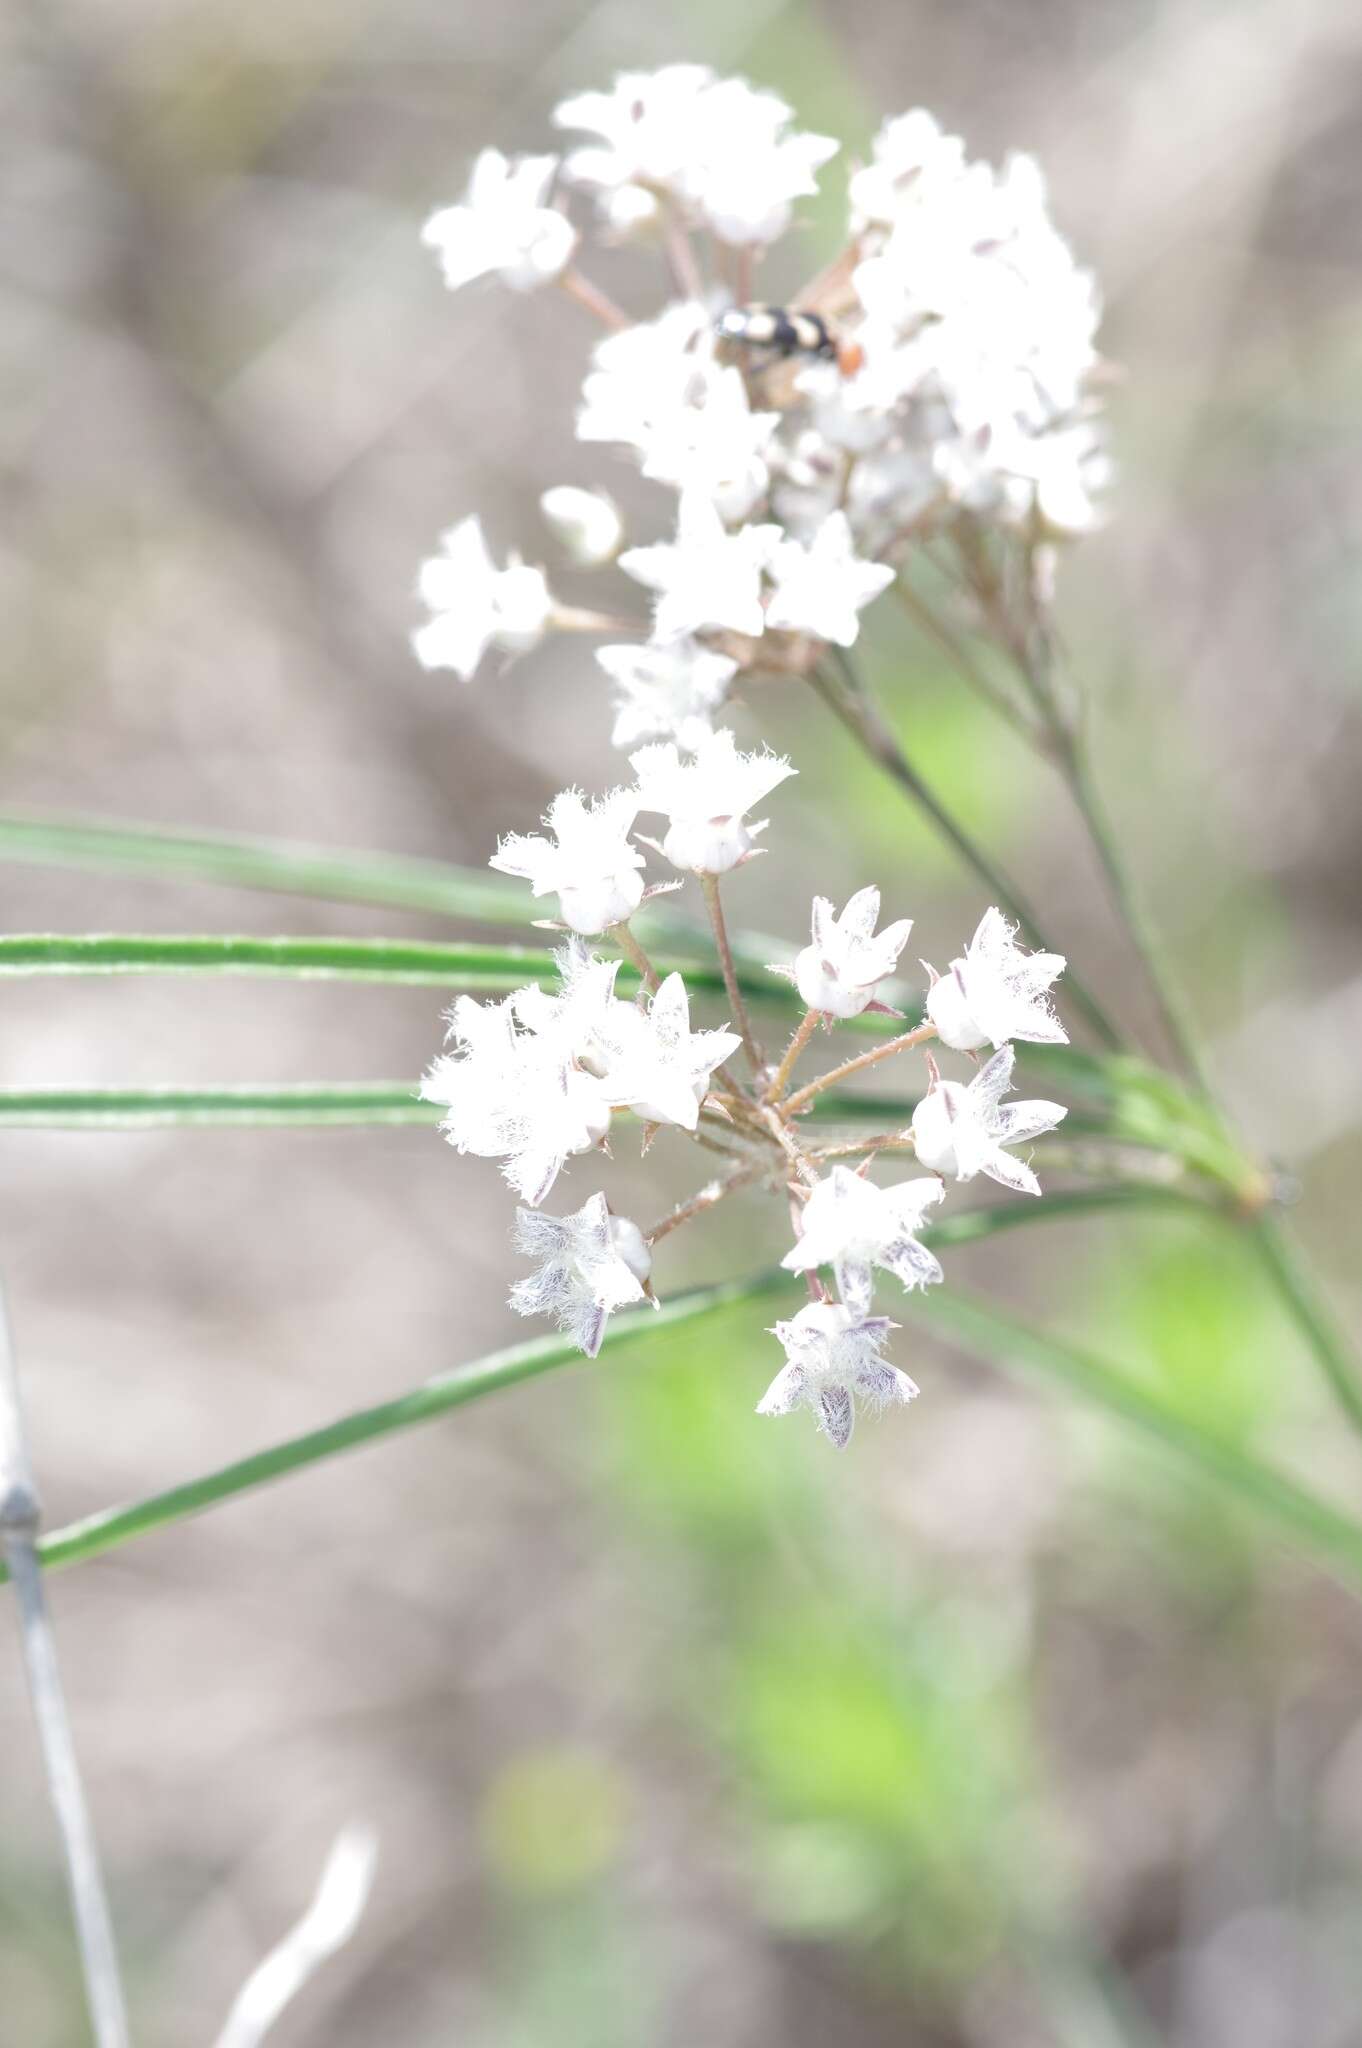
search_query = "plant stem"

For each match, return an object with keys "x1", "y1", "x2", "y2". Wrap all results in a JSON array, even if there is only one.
[
  {"x1": 645, "y1": 1163, "x2": 762, "y2": 1245},
  {"x1": 783, "y1": 1021, "x2": 938, "y2": 1118},
  {"x1": 764, "y1": 1008, "x2": 821, "y2": 1103},
  {"x1": 557, "y1": 265, "x2": 631, "y2": 331},
  {"x1": 1249, "y1": 1210, "x2": 1362, "y2": 1438},
  {"x1": 809, "y1": 654, "x2": 1123, "y2": 1052},
  {"x1": 701, "y1": 873, "x2": 765, "y2": 1077},
  {"x1": 0, "y1": 1291, "x2": 130, "y2": 2048},
  {"x1": 609, "y1": 921, "x2": 661, "y2": 995}
]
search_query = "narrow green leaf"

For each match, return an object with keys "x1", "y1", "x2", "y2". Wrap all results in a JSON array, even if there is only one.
[
  {"x1": 0, "y1": 1085, "x2": 439, "y2": 1129},
  {"x1": 903, "y1": 1288, "x2": 1362, "y2": 1589},
  {"x1": 0, "y1": 809, "x2": 525, "y2": 923},
  {"x1": 11, "y1": 1272, "x2": 788, "y2": 1581}
]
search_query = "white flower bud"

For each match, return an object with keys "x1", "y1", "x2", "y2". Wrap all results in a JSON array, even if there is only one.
[
  {"x1": 910, "y1": 1080, "x2": 965, "y2": 1178},
  {"x1": 661, "y1": 815, "x2": 753, "y2": 876},
  {"x1": 540, "y1": 486, "x2": 624, "y2": 567},
  {"x1": 925, "y1": 968, "x2": 990, "y2": 1051},
  {"x1": 608, "y1": 1213, "x2": 653, "y2": 1288}
]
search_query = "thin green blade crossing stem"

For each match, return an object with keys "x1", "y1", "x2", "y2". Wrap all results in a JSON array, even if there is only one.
[{"x1": 9, "y1": 1259, "x2": 1362, "y2": 1597}]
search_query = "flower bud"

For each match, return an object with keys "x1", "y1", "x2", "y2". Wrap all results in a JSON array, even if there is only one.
[
  {"x1": 910, "y1": 1079, "x2": 966, "y2": 1178},
  {"x1": 557, "y1": 868, "x2": 645, "y2": 937},
  {"x1": 662, "y1": 815, "x2": 753, "y2": 875},
  {"x1": 925, "y1": 968, "x2": 989, "y2": 1051},
  {"x1": 540, "y1": 486, "x2": 624, "y2": 567},
  {"x1": 608, "y1": 1213, "x2": 653, "y2": 1287}
]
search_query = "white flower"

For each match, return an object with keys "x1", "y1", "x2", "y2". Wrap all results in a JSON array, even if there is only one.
[
  {"x1": 757, "y1": 1301, "x2": 916, "y2": 1450},
  {"x1": 540, "y1": 487, "x2": 624, "y2": 566},
  {"x1": 764, "y1": 511, "x2": 896, "y2": 647},
  {"x1": 422, "y1": 149, "x2": 576, "y2": 294},
  {"x1": 412, "y1": 517, "x2": 554, "y2": 681},
  {"x1": 620, "y1": 492, "x2": 780, "y2": 643},
  {"x1": 924, "y1": 907, "x2": 1067, "y2": 1051},
  {"x1": 591, "y1": 972, "x2": 741, "y2": 1129},
  {"x1": 638, "y1": 365, "x2": 779, "y2": 525},
  {"x1": 782, "y1": 1167, "x2": 944, "y2": 1315},
  {"x1": 911, "y1": 1046, "x2": 1066, "y2": 1196},
  {"x1": 791, "y1": 886, "x2": 914, "y2": 1018},
  {"x1": 577, "y1": 302, "x2": 713, "y2": 455},
  {"x1": 510, "y1": 1193, "x2": 650, "y2": 1357},
  {"x1": 597, "y1": 639, "x2": 738, "y2": 751},
  {"x1": 848, "y1": 109, "x2": 967, "y2": 235},
  {"x1": 631, "y1": 727, "x2": 795, "y2": 874},
  {"x1": 421, "y1": 993, "x2": 612, "y2": 1207},
  {"x1": 489, "y1": 789, "x2": 645, "y2": 936},
  {"x1": 687, "y1": 79, "x2": 838, "y2": 246},
  {"x1": 554, "y1": 66, "x2": 714, "y2": 231}
]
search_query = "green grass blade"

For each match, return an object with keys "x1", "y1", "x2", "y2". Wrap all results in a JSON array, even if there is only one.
[
  {"x1": 903, "y1": 1288, "x2": 1362, "y2": 1589},
  {"x1": 0, "y1": 1085, "x2": 440, "y2": 1129},
  {"x1": 12, "y1": 1273, "x2": 788, "y2": 1580},
  {"x1": 0, "y1": 810, "x2": 525, "y2": 923}
]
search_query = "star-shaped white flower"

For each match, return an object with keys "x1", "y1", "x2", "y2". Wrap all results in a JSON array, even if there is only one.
[
  {"x1": 592, "y1": 972, "x2": 741, "y2": 1129},
  {"x1": 637, "y1": 366, "x2": 780, "y2": 525},
  {"x1": 630, "y1": 726, "x2": 796, "y2": 874},
  {"x1": 910, "y1": 1046, "x2": 1066, "y2": 1196},
  {"x1": 412, "y1": 516, "x2": 554, "y2": 681},
  {"x1": 510, "y1": 1193, "x2": 652, "y2": 1358},
  {"x1": 782, "y1": 1167, "x2": 944, "y2": 1315},
  {"x1": 490, "y1": 788, "x2": 645, "y2": 936},
  {"x1": 924, "y1": 907, "x2": 1067, "y2": 1051},
  {"x1": 554, "y1": 66, "x2": 714, "y2": 233},
  {"x1": 422, "y1": 149, "x2": 577, "y2": 294},
  {"x1": 577, "y1": 302, "x2": 714, "y2": 456},
  {"x1": 764, "y1": 511, "x2": 896, "y2": 647},
  {"x1": 791, "y1": 885, "x2": 914, "y2": 1018},
  {"x1": 757, "y1": 1301, "x2": 916, "y2": 1450},
  {"x1": 687, "y1": 79, "x2": 838, "y2": 246},
  {"x1": 597, "y1": 639, "x2": 738, "y2": 752},
  {"x1": 620, "y1": 493, "x2": 781, "y2": 644},
  {"x1": 848, "y1": 108, "x2": 967, "y2": 234},
  {"x1": 420, "y1": 992, "x2": 612, "y2": 1208}
]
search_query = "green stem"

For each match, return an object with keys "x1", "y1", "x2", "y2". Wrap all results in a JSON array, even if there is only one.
[
  {"x1": 810, "y1": 655, "x2": 1123, "y2": 1053},
  {"x1": 0, "y1": 809, "x2": 523, "y2": 922},
  {"x1": 1249, "y1": 1211, "x2": 1362, "y2": 1438},
  {"x1": 9, "y1": 1274, "x2": 788, "y2": 1582},
  {"x1": 0, "y1": 1085, "x2": 438, "y2": 1129},
  {"x1": 12, "y1": 1259, "x2": 1362, "y2": 1596}
]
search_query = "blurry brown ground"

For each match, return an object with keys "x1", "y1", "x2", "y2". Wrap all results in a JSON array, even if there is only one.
[{"x1": 2, "y1": 1, "x2": 1362, "y2": 2043}]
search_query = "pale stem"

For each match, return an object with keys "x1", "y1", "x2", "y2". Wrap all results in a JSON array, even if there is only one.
[
  {"x1": 556, "y1": 265, "x2": 631, "y2": 332},
  {"x1": 734, "y1": 244, "x2": 755, "y2": 305},
  {"x1": 764, "y1": 1008, "x2": 821, "y2": 1104},
  {"x1": 810, "y1": 652, "x2": 1124, "y2": 1053},
  {"x1": 551, "y1": 606, "x2": 643, "y2": 635},
  {"x1": 892, "y1": 577, "x2": 1039, "y2": 743},
  {"x1": 807, "y1": 1134, "x2": 918, "y2": 1163},
  {"x1": 608, "y1": 921, "x2": 660, "y2": 995},
  {"x1": 760, "y1": 1103, "x2": 820, "y2": 1192},
  {"x1": 782, "y1": 1021, "x2": 939, "y2": 1119},
  {"x1": 662, "y1": 204, "x2": 705, "y2": 301},
  {"x1": 645, "y1": 1162, "x2": 762, "y2": 1245},
  {"x1": 0, "y1": 1289, "x2": 130, "y2": 2048},
  {"x1": 700, "y1": 872, "x2": 765, "y2": 1078}
]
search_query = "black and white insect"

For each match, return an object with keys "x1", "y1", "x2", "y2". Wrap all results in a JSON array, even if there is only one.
[{"x1": 715, "y1": 303, "x2": 865, "y2": 378}]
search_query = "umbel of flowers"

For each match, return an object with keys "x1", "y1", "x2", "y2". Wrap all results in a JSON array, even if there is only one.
[{"x1": 413, "y1": 67, "x2": 1099, "y2": 1446}]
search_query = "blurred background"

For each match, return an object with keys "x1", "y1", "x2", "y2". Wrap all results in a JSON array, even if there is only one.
[{"x1": 3, "y1": 0, "x2": 1362, "y2": 2041}]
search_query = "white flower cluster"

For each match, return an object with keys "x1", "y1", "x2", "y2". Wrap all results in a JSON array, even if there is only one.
[
  {"x1": 421, "y1": 726, "x2": 1068, "y2": 1443},
  {"x1": 411, "y1": 69, "x2": 1092, "y2": 1448},
  {"x1": 411, "y1": 68, "x2": 1109, "y2": 746}
]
